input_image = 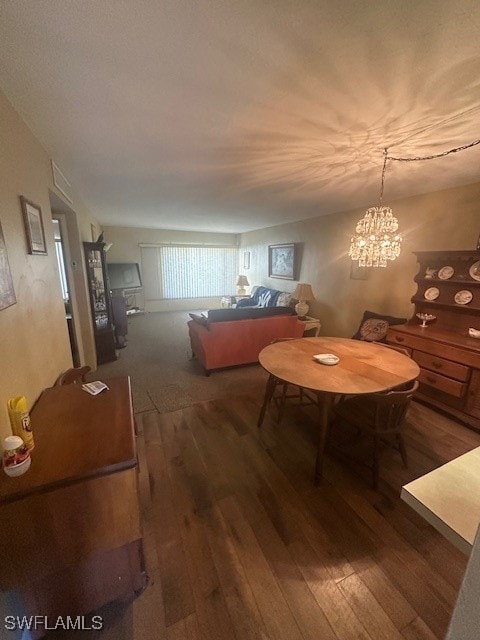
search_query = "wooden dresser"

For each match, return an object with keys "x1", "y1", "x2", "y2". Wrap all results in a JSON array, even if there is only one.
[
  {"x1": 387, "y1": 250, "x2": 480, "y2": 430},
  {"x1": 0, "y1": 377, "x2": 145, "y2": 635}
]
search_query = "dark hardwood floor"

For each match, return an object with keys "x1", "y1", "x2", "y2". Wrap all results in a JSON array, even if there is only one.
[{"x1": 129, "y1": 393, "x2": 479, "y2": 640}]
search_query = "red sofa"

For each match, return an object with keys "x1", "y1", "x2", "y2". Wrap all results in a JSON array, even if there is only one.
[{"x1": 188, "y1": 311, "x2": 304, "y2": 374}]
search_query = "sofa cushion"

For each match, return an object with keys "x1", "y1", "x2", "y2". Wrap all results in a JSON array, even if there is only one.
[
  {"x1": 236, "y1": 296, "x2": 255, "y2": 308},
  {"x1": 236, "y1": 285, "x2": 292, "y2": 308},
  {"x1": 208, "y1": 306, "x2": 295, "y2": 323},
  {"x1": 353, "y1": 310, "x2": 406, "y2": 342}
]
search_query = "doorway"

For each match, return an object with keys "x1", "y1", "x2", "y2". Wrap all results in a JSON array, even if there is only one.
[{"x1": 52, "y1": 216, "x2": 80, "y2": 366}]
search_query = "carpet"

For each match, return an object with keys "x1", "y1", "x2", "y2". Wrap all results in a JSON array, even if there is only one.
[{"x1": 94, "y1": 310, "x2": 268, "y2": 413}]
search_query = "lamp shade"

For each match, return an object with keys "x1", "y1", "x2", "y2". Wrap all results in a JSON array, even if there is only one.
[
  {"x1": 292, "y1": 283, "x2": 315, "y2": 301},
  {"x1": 236, "y1": 275, "x2": 250, "y2": 286}
]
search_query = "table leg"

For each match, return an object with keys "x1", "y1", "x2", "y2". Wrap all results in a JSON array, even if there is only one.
[
  {"x1": 257, "y1": 373, "x2": 277, "y2": 428},
  {"x1": 314, "y1": 392, "x2": 333, "y2": 485}
]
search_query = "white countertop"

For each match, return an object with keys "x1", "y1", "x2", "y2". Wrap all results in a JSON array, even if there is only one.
[{"x1": 401, "y1": 446, "x2": 480, "y2": 555}]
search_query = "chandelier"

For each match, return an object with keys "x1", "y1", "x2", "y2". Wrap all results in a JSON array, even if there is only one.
[
  {"x1": 349, "y1": 149, "x2": 402, "y2": 268},
  {"x1": 349, "y1": 138, "x2": 480, "y2": 268}
]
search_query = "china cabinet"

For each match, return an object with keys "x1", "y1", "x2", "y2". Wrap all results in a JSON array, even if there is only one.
[
  {"x1": 84, "y1": 241, "x2": 116, "y2": 364},
  {"x1": 387, "y1": 250, "x2": 480, "y2": 430}
]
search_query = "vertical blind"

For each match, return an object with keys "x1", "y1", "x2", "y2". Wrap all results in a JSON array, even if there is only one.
[{"x1": 141, "y1": 245, "x2": 238, "y2": 300}]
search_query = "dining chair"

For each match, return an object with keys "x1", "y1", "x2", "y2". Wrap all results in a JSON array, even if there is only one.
[
  {"x1": 54, "y1": 365, "x2": 91, "y2": 386},
  {"x1": 331, "y1": 379, "x2": 419, "y2": 488},
  {"x1": 268, "y1": 338, "x2": 323, "y2": 424},
  {"x1": 257, "y1": 338, "x2": 318, "y2": 427}
]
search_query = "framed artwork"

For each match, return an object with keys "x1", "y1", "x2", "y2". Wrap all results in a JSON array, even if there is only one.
[
  {"x1": 243, "y1": 251, "x2": 250, "y2": 270},
  {"x1": 20, "y1": 196, "x2": 47, "y2": 255},
  {"x1": 350, "y1": 262, "x2": 371, "y2": 280},
  {"x1": 268, "y1": 243, "x2": 296, "y2": 280},
  {"x1": 0, "y1": 221, "x2": 17, "y2": 310}
]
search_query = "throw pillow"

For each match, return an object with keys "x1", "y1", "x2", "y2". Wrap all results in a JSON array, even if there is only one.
[
  {"x1": 188, "y1": 313, "x2": 209, "y2": 328},
  {"x1": 276, "y1": 291, "x2": 292, "y2": 307},
  {"x1": 352, "y1": 310, "x2": 406, "y2": 342}
]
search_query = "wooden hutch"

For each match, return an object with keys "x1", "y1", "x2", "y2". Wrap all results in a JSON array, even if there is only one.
[{"x1": 387, "y1": 250, "x2": 480, "y2": 430}]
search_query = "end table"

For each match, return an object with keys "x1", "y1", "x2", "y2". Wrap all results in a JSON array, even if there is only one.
[{"x1": 298, "y1": 315, "x2": 321, "y2": 336}]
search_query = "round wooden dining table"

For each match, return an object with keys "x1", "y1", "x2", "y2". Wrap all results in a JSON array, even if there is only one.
[{"x1": 257, "y1": 337, "x2": 420, "y2": 484}]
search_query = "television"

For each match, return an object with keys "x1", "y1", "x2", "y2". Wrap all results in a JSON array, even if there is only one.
[{"x1": 107, "y1": 262, "x2": 142, "y2": 290}]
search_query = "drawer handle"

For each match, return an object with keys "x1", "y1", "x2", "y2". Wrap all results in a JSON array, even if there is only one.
[
  {"x1": 395, "y1": 336, "x2": 405, "y2": 343},
  {"x1": 432, "y1": 362, "x2": 442, "y2": 369},
  {"x1": 425, "y1": 376, "x2": 437, "y2": 384}
]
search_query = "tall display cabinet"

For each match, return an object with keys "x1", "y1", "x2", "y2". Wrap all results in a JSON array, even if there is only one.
[{"x1": 83, "y1": 242, "x2": 117, "y2": 364}]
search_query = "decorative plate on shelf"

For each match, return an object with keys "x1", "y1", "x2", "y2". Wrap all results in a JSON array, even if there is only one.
[
  {"x1": 424, "y1": 287, "x2": 440, "y2": 301},
  {"x1": 469, "y1": 261, "x2": 480, "y2": 282},
  {"x1": 454, "y1": 290, "x2": 473, "y2": 305},
  {"x1": 438, "y1": 265, "x2": 454, "y2": 280}
]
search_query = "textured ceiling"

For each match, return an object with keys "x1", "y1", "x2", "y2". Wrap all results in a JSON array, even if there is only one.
[{"x1": 1, "y1": 0, "x2": 479, "y2": 232}]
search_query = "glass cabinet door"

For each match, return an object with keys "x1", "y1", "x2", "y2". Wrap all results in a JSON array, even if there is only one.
[
  {"x1": 86, "y1": 247, "x2": 109, "y2": 330},
  {"x1": 84, "y1": 242, "x2": 116, "y2": 363}
]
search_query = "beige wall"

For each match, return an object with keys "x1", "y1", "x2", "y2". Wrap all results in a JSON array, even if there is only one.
[
  {"x1": 103, "y1": 226, "x2": 238, "y2": 311},
  {"x1": 241, "y1": 181, "x2": 480, "y2": 337},
  {"x1": 0, "y1": 91, "x2": 98, "y2": 441}
]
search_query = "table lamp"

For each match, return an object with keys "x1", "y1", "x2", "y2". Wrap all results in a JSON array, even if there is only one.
[
  {"x1": 292, "y1": 283, "x2": 315, "y2": 318},
  {"x1": 236, "y1": 275, "x2": 250, "y2": 295}
]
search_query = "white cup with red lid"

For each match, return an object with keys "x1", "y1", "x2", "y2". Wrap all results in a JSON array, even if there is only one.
[{"x1": 2, "y1": 435, "x2": 31, "y2": 477}]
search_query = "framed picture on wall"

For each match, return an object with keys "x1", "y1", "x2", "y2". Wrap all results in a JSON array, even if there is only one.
[
  {"x1": 0, "y1": 220, "x2": 17, "y2": 311},
  {"x1": 20, "y1": 196, "x2": 47, "y2": 255},
  {"x1": 268, "y1": 243, "x2": 296, "y2": 280}
]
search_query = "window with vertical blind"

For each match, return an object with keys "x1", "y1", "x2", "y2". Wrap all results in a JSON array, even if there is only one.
[{"x1": 140, "y1": 245, "x2": 238, "y2": 300}]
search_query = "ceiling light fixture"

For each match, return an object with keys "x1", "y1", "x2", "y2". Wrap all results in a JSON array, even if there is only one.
[
  {"x1": 349, "y1": 138, "x2": 480, "y2": 268},
  {"x1": 349, "y1": 149, "x2": 400, "y2": 268}
]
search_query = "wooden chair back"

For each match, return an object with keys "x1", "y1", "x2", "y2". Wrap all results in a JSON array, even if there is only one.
[
  {"x1": 55, "y1": 366, "x2": 91, "y2": 386},
  {"x1": 370, "y1": 380, "x2": 419, "y2": 434},
  {"x1": 333, "y1": 378, "x2": 419, "y2": 488}
]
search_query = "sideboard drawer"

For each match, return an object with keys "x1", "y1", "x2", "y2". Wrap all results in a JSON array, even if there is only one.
[
  {"x1": 387, "y1": 330, "x2": 479, "y2": 368},
  {"x1": 418, "y1": 369, "x2": 467, "y2": 398},
  {"x1": 413, "y1": 350, "x2": 471, "y2": 382}
]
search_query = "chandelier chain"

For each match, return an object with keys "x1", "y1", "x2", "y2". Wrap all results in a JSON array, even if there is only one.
[
  {"x1": 351, "y1": 136, "x2": 479, "y2": 268},
  {"x1": 379, "y1": 148, "x2": 388, "y2": 204},
  {"x1": 386, "y1": 138, "x2": 480, "y2": 162}
]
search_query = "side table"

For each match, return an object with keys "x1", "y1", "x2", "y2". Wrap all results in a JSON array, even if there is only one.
[
  {"x1": 221, "y1": 296, "x2": 234, "y2": 308},
  {"x1": 298, "y1": 315, "x2": 321, "y2": 336}
]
